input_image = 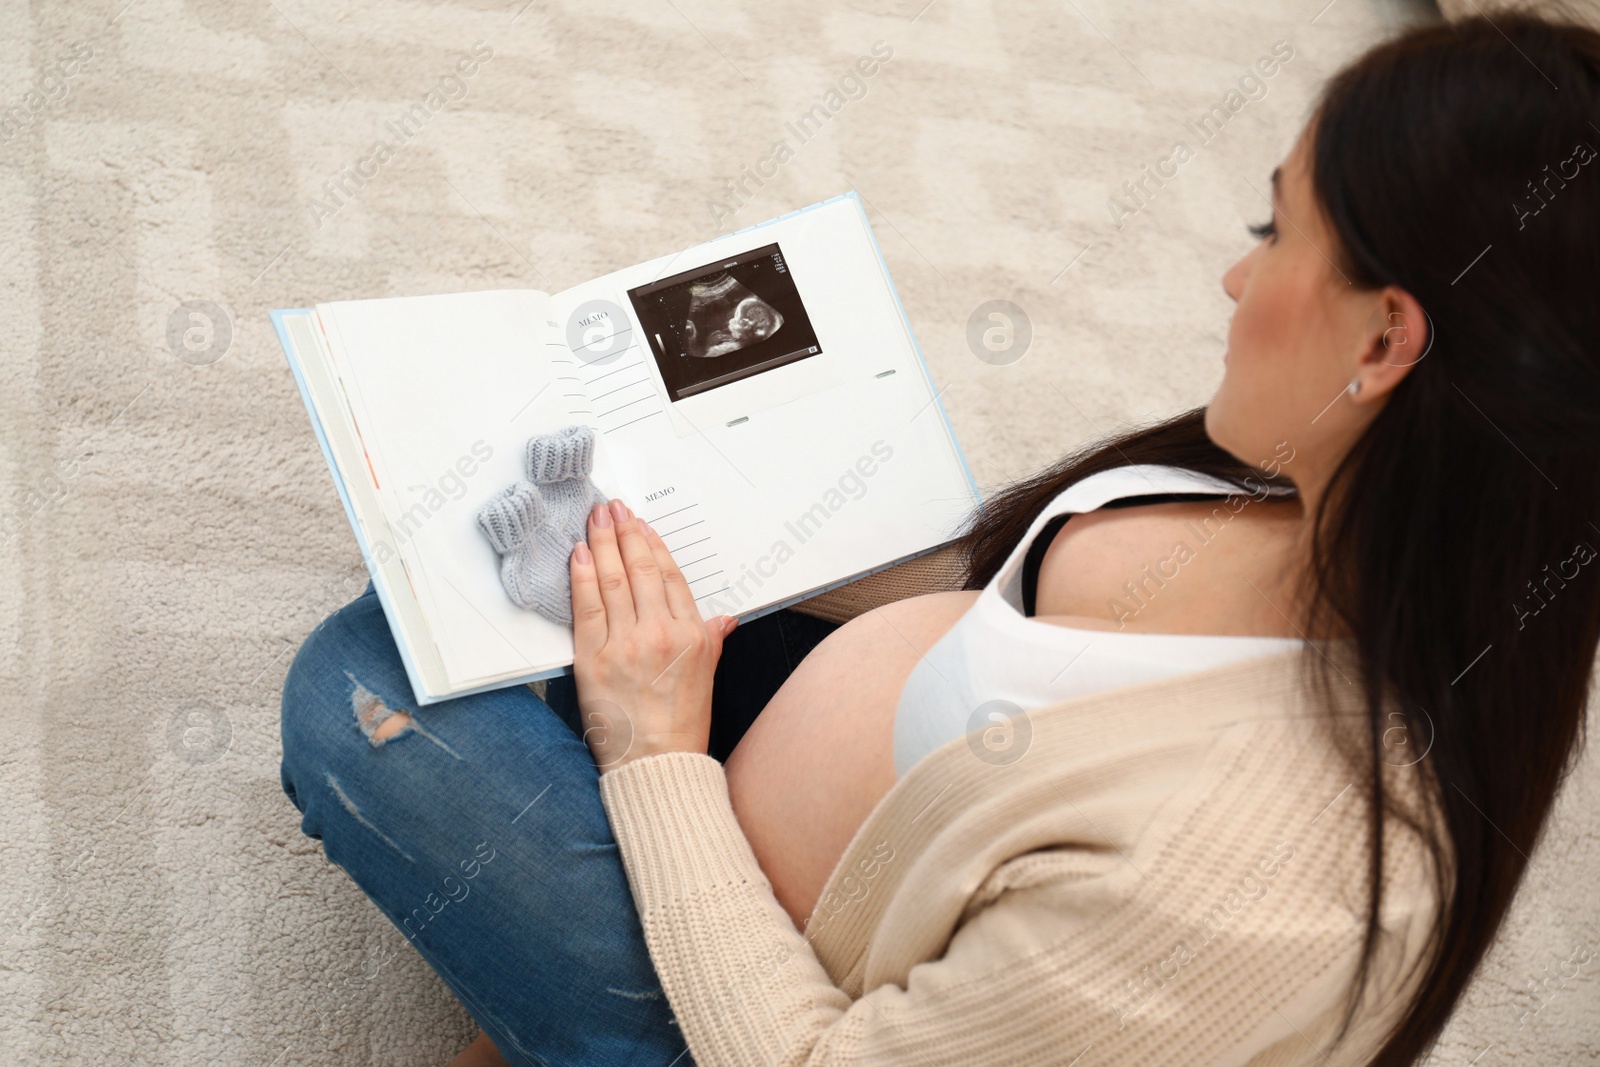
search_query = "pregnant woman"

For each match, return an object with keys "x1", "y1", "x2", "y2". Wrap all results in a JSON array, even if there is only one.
[{"x1": 280, "y1": 14, "x2": 1600, "y2": 1067}]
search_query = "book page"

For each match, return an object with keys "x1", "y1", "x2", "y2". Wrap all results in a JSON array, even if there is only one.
[
  {"x1": 278, "y1": 310, "x2": 450, "y2": 700},
  {"x1": 532, "y1": 302, "x2": 733, "y2": 611},
  {"x1": 548, "y1": 195, "x2": 980, "y2": 622},
  {"x1": 318, "y1": 289, "x2": 615, "y2": 691}
]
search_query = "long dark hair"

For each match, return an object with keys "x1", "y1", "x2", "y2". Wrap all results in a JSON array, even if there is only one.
[{"x1": 953, "y1": 13, "x2": 1600, "y2": 1064}]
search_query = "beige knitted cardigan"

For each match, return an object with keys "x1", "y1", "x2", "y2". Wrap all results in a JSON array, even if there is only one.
[{"x1": 597, "y1": 586, "x2": 1443, "y2": 1067}]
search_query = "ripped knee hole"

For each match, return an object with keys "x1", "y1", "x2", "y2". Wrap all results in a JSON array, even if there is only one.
[
  {"x1": 350, "y1": 678, "x2": 413, "y2": 746},
  {"x1": 370, "y1": 711, "x2": 412, "y2": 742}
]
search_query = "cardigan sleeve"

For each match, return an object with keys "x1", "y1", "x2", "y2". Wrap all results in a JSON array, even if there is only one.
[
  {"x1": 596, "y1": 752, "x2": 854, "y2": 1064},
  {"x1": 595, "y1": 751, "x2": 1390, "y2": 1067}
]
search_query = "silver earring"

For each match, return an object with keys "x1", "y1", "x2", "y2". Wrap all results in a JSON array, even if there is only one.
[{"x1": 1346, "y1": 378, "x2": 1362, "y2": 396}]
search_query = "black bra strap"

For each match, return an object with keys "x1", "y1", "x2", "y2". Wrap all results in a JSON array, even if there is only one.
[{"x1": 1019, "y1": 491, "x2": 1239, "y2": 617}]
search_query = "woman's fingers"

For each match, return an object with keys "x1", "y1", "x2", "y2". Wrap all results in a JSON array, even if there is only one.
[
  {"x1": 639, "y1": 518, "x2": 701, "y2": 622},
  {"x1": 610, "y1": 500, "x2": 671, "y2": 619},
  {"x1": 569, "y1": 539, "x2": 606, "y2": 657},
  {"x1": 585, "y1": 501, "x2": 637, "y2": 629},
  {"x1": 568, "y1": 496, "x2": 722, "y2": 769}
]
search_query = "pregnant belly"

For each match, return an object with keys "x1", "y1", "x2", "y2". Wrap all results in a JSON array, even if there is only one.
[{"x1": 724, "y1": 589, "x2": 980, "y2": 928}]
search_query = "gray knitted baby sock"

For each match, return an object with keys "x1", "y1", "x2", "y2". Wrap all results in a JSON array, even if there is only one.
[
  {"x1": 476, "y1": 481, "x2": 549, "y2": 611},
  {"x1": 475, "y1": 425, "x2": 608, "y2": 625}
]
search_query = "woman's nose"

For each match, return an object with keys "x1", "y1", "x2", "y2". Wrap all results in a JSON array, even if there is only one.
[{"x1": 1222, "y1": 253, "x2": 1248, "y2": 303}]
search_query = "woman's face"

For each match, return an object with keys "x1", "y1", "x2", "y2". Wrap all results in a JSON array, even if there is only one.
[{"x1": 1205, "y1": 122, "x2": 1416, "y2": 496}]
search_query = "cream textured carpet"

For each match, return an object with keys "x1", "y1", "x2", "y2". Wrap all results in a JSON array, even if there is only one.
[{"x1": 2, "y1": 0, "x2": 1597, "y2": 1063}]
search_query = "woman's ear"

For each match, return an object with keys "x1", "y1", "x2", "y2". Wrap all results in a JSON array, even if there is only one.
[{"x1": 1350, "y1": 286, "x2": 1431, "y2": 402}]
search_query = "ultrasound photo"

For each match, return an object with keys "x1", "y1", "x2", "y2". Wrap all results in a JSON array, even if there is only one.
[{"x1": 627, "y1": 243, "x2": 822, "y2": 402}]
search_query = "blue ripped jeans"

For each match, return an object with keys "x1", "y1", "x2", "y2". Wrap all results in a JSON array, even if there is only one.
[{"x1": 279, "y1": 582, "x2": 838, "y2": 1067}]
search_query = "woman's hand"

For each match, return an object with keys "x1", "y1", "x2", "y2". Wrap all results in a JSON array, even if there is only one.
[{"x1": 570, "y1": 498, "x2": 736, "y2": 771}]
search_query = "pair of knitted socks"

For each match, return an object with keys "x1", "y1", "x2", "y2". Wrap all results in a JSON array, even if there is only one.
[{"x1": 476, "y1": 425, "x2": 608, "y2": 625}]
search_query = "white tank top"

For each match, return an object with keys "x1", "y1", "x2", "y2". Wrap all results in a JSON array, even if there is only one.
[{"x1": 893, "y1": 463, "x2": 1307, "y2": 777}]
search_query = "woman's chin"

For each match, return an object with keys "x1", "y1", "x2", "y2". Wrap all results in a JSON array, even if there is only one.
[{"x1": 1201, "y1": 401, "x2": 1229, "y2": 450}]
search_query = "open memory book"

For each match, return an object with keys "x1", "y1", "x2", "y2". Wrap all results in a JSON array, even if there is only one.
[{"x1": 272, "y1": 192, "x2": 980, "y2": 704}]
